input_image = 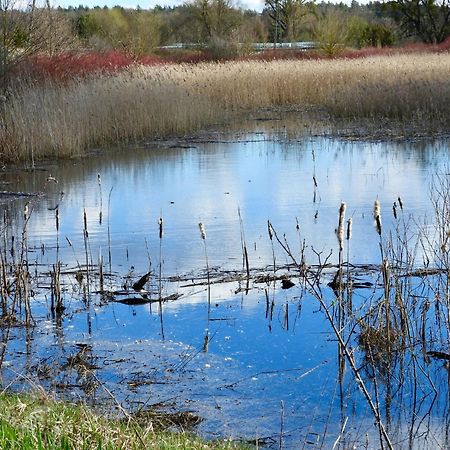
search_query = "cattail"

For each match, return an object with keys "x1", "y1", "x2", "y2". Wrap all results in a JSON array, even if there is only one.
[
  {"x1": 158, "y1": 217, "x2": 163, "y2": 239},
  {"x1": 398, "y1": 196, "x2": 403, "y2": 210},
  {"x1": 24, "y1": 202, "x2": 30, "y2": 222},
  {"x1": 97, "y1": 173, "x2": 101, "y2": 186},
  {"x1": 346, "y1": 218, "x2": 352, "y2": 241},
  {"x1": 268, "y1": 220, "x2": 273, "y2": 240},
  {"x1": 55, "y1": 208, "x2": 59, "y2": 232},
  {"x1": 198, "y1": 222, "x2": 206, "y2": 240},
  {"x1": 392, "y1": 201, "x2": 397, "y2": 220},
  {"x1": 337, "y1": 202, "x2": 346, "y2": 250},
  {"x1": 338, "y1": 202, "x2": 346, "y2": 227},
  {"x1": 373, "y1": 200, "x2": 380, "y2": 220},
  {"x1": 83, "y1": 209, "x2": 88, "y2": 238},
  {"x1": 373, "y1": 200, "x2": 382, "y2": 235}
]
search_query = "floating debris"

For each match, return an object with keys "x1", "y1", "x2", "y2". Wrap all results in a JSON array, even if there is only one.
[
  {"x1": 132, "y1": 272, "x2": 152, "y2": 291},
  {"x1": 281, "y1": 278, "x2": 295, "y2": 289}
]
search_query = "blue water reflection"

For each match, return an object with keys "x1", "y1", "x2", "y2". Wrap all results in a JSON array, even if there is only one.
[{"x1": 1, "y1": 123, "x2": 449, "y2": 448}]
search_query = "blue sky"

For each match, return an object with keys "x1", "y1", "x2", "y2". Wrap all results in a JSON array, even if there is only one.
[{"x1": 57, "y1": 0, "x2": 267, "y2": 12}]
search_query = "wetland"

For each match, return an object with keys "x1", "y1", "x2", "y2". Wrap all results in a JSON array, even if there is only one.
[{"x1": 1, "y1": 115, "x2": 450, "y2": 449}]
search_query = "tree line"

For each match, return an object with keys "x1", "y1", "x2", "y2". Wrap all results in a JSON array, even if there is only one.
[{"x1": 1, "y1": 0, "x2": 449, "y2": 79}]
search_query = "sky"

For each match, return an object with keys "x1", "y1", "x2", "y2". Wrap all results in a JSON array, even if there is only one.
[
  {"x1": 55, "y1": 0, "x2": 269, "y2": 13},
  {"x1": 54, "y1": 0, "x2": 364, "y2": 13}
]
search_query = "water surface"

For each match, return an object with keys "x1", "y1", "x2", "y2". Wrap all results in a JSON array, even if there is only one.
[{"x1": 1, "y1": 118, "x2": 449, "y2": 449}]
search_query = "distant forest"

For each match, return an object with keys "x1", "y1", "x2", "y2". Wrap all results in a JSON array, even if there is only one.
[
  {"x1": 1, "y1": 0, "x2": 449, "y2": 82},
  {"x1": 3, "y1": 0, "x2": 450, "y2": 55}
]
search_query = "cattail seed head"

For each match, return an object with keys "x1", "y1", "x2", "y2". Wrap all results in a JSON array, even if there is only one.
[
  {"x1": 158, "y1": 217, "x2": 163, "y2": 239},
  {"x1": 392, "y1": 202, "x2": 397, "y2": 220},
  {"x1": 373, "y1": 200, "x2": 380, "y2": 220},
  {"x1": 199, "y1": 222, "x2": 206, "y2": 240},
  {"x1": 83, "y1": 209, "x2": 88, "y2": 237},
  {"x1": 24, "y1": 202, "x2": 29, "y2": 221},
  {"x1": 267, "y1": 220, "x2": 273, "y2": 240},
  {"x1": 373, "y1": 200, "x2": 382, "y2": 235},
  {"x1": 337, "y1": 202, "x2": 346, "y2": 251},
  {"x1": 398, "y1": 196, "x2": 403, "y2": 210},
  {"x1": 346, "y1": 218, "x2": 352, "y2": 241},
  {"x1": 338, "y1": 202, "x2": 346, "y2": 225}
]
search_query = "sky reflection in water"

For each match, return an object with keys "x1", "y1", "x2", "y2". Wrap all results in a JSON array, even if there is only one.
[{"x1": 1, "y1": 122, "x2": 450, "y2": 449}]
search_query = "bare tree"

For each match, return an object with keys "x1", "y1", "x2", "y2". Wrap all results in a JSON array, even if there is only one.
[
  {"x1": 264, "y1": 0, "x2": 308, "y2": 44},
  {"x1": 392, "y1": 0, "x2": 450, "y2": 43},
  {"x1": 0, "y1": 0, "x2": 75, "y2": 89}
]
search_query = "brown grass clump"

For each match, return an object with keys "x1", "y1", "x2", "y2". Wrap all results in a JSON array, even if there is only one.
[
  {"x1": 359, "y1": 324, "x2": 398, "y2": 354},
  {"x1": 1, "y1": 52, "x2": 450, "y2": 163}
]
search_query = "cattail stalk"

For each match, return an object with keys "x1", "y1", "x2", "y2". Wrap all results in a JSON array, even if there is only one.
[
  {"x1": 346, "y1": 217, "x2": 353, "y2": 309},
  {"x1": 199, "y1": 221, "x2": 211, "y2": 353},
  {"x1": 374, "y1": 200, "x2": 391, "y2": 353},
  {"x1": 55, "y1": 208, "x2": 60, "y2": 263},
  {"x1": 268, "y1": 220, "x2": 276, "y2": 276},
  {"x1": 238, "y1": 208, "x2": 250, "y2": 281},
  {"x1": 99, "y1": 250, "x2": 104, "y2": 294},
  {"x1": 107, "y1": 187, "x2": 113, "y2": 275},
  {"x1": 98, "y1": 173, "x2": 103, "y2": 225},
  {"x1": 158, "y1": 216, "x2": 165, "y2": 339},
  {"x1": 83, "y1": 208, "x2": 90, "y2": 297},
  {"x1": 158, "y1": 217, "x2": 163, "y2": 300},
  {"x1": 198, "y1": 222, "x2": 211, "y2": 309}
]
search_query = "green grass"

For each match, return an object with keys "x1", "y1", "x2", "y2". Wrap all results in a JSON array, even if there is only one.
[{"x1": 0, "y1": 392, "x2": 249, "y2": 450}]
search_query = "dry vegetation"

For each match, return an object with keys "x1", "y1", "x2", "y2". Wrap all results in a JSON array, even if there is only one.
[{"x1": 1, "y1": 52, "x2": 449, "y2": 163}]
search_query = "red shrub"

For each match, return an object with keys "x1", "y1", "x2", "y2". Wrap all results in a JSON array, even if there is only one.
[
  {"x1": 437, "y1": 36, "x2": 450, "y2": 52},
  {"x1": 18, "y1": 50, "x2": 172, "y2": 82},
  {"x1": 12, "y1": 39, "x2": 450, "y2": 85},
  {"x1": 19, "y1": 51, "x2": 135, "y2": 82},
  {"x1": 137, "y1": 54, "x2": 165, "y2": 65}
]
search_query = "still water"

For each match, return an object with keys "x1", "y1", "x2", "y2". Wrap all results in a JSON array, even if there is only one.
[{"x1": 1, "y1": 119, "x2": 449, "y2": 449}]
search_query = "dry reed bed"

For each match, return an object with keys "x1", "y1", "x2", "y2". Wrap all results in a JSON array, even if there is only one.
[{"x1": 1, "y1": 52, "x2": 450, "y2": 162}]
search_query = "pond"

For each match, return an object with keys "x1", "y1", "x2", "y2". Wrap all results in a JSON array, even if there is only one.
[{"x1": 1, "y1": 116, "x2": 450, "y2": 449}]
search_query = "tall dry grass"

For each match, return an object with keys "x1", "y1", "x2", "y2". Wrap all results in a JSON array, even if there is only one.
[{"x1": 1, "y1": 52, "x2": 449, "y2": 162}]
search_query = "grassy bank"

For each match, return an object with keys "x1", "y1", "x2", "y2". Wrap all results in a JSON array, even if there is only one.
[
  {"x1": 0, "y1": 391, "x2": 247, "y2": 449},
  {"x1": 1, "y1": 52, "x2": 449, "y2": 163}
]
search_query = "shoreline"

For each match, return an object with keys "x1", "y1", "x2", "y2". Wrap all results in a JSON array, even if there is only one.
[{"x1": 1, "y1": 53, "x2": 449, "y2": 165}]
